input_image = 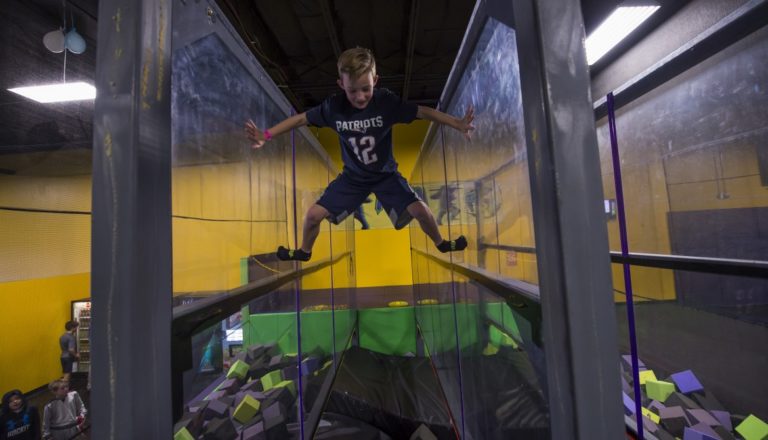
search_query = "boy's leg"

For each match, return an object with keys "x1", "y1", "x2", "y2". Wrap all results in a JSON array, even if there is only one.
[
  {"x1": 300, "y1": 204, "x2": 329, "y2": 252},
  {"x1": 277, "y1": 204, "x2": 328, "y2": 261},
  {"x1": 407, "y1": 201, "x2": 468, "y2": 253},
  {"x1": 407, "y1": 201, "x2": 443, "y2": 246}
]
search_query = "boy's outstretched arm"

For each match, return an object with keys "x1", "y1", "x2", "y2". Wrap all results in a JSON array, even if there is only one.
[
  {"x1": 245, "y1": 112, "x2": 308, "y2": 148},
  {"x1": 417, "y1": 105, "x2": 475, "y2": 139}
]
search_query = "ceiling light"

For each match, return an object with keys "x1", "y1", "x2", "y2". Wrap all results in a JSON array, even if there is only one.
[
  {"x1": 8, "y1": 82, "x2": 96, "y2": 103},
  {"x1": 585, "y1": 4, "x2": 660, "y2": 65}
]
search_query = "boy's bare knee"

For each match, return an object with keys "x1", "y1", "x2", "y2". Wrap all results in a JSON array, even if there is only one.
[
  {"x1": 407, "y1": 201, "x2": 431, "y2": 221},
  {"x1": 306, "y1": 205, "x2": 328, "y2": 224}
]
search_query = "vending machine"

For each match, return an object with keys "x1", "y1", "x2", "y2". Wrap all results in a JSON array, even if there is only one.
[{"x1": 70, "y1": 299, "x2": 91, "y2": 373}]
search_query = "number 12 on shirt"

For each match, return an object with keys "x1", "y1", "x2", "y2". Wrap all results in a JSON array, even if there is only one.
[{"x1": 348, "y1": 136, "x2": 378, "y2": 165}]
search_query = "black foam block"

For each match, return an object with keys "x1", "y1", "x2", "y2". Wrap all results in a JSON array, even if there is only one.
[
  {"x1": 242, "y1": 419, "x2": 266, "y2": 440},
  {"x1": 217, "y1": 378, "x2": 240, "y2": 394},
  {"x1": 265, "y1": 386, "x2": 294, "y2": 410},
  {"x1": 202, "y1": 417, "x2": 237, "y2": 440},
  {"x1": 186, "y1": 400, "x2": 208, "y2": 414},
  {"x1": 203, "y1": 398, "x2": 229, "y2": 420},
  {"x1": 665, "y1": 392, "x2": 701, "y2": 410},
  {"x1": 712, "y1": 426, "x2": 736, "y2": 440},
  {"x1": 691, "y1": 391, "x2": 726, "y2": 412},
  {"x1": 659, "y1": 406, "x2": 690, "y2": 437},
  {"x1": 174, "y1": 412, "x2": 203, "y2": 438}
]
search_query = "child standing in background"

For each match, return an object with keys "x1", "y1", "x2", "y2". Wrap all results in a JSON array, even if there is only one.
[
  {"x1": 1, "y1": 389, "x2": 40, "y2": 440},
  {"x1": 42, "y1": 380, "x2": 87, "y2": 440}
]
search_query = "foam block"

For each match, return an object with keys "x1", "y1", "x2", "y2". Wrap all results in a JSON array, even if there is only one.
[
  {"x1": 622, "y1": 392, "x2": 635, "y2": 415},
  {"x1": 265, "y1": 386, "x2": 294, "y2": 410},
  {"x1": 666, "y1": 392, "x2": 701, "y2": 410},
  {"x1": 711, "y1": 410, "x2": 732, "y2": 431},
  {"x1": 173, "y1": 427, "x2": 194, "y2": 440},
  {"x1": 649, "y1": 400, "x2": 667, "y2": 415},
  {"x1": 260, "y1": 370, "x2": 283, "y2": 391},
  {"x1": 301, "y1": 356, "x2": 321, "y2": 376},
  {"x1": 275, "y1": 380, "x2": 296, "y2": 397},
  {"x1": 233, "y1": 394, "x2": 261, "y2": 424},
  {"x1": 621, "y1": 375, "x2": 632, "y2": 393},
  {"x1": 621, "y1": 355, "x2": 646, "y2": 372},
  {"x1": 205, "y1": 389, "x2": 227, "y2": 401},
  {"x1": 683, "y1": 425, "x2": 719, "y2": 440},
  {"x1": 241, "y1": 378, "x2": 263, "y2": 393},
  {"x1": 202, "y1": 417, "x2": 237, "y2": 440},
  {"x1": 712, "y1": 425, "x2": 736, "y2": 440},
  {"x1": 227, "y1": 359, "x2": 250, "y2": 380},
  {"x1": 692, "y1": 391, "x2": 726, "y2": 412},
  {"x1": 686, "y1": 409, "x2": 720, "y2": 427},
  {"x1": 282, "y1": 364, "x2": 299, "y2": 380},
  {"x1": 642, "y1": 415, "x2": 659, "y2": 433},
  {"x1": 671, "y1": 370, "x2": 704, "y2": 394},
  {"x1": 202, "y1": 399, "x2": 229, "y2": 420},
  {"x1": 660, "y1": 406, "x2": 691, "y2": 437},
  {"x1": 174, "y1": 412, "x2": 203, "y2": 438},
  {"x1": 216, "y1": 378, "x2": 240, "y2": 394},
  {"x1": 187, "y1": 400, "x2": 208, "y2": 413},
  {"x1": 642, "y1": 407, "x2": 660, "y2": 424},
  {"x1": 410, "y1": 423, "x2": 438, "y2": 440},
  {"x1": 735, "y1": 414, "x2": 768, "y2": 440},
  {"x1": 638, "y1": 370, "x2": 658, "y2": 385},
  {"x1": 242, "y1": 420, "x2": 267, "y2": 440},
  {"x1": 646, "y1": 380, "x2": 675, "y2": 403}
]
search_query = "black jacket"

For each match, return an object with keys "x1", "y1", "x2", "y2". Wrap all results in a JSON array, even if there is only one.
[{"x1": 1, "y1": 390, "x2": 40, "y2": 440}]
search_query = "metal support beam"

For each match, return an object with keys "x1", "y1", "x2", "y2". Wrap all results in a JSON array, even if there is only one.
[
  {"x1": 91, "y1": 0, "x2": 173, "y2": 438},
  {"x1": 320, "y1": 0, "x2": 342, "y2": 59},
  {"x1": 507, "y1": 0, "x2": 625, "y2": 437},
  {"x1": 402, "y1": 0, "x2": 420, "y2": 99}
]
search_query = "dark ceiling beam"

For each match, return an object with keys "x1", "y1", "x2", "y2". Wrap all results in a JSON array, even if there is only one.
[
  {"x1": 218, "y1": 0, "x2": 304, "y2": 110},
  {"x1": 320, "y1": 0, "x2": 342, "y2": 59},
  {"x1": 402, "y1": 0, "x2": 420, "y2": 99}
]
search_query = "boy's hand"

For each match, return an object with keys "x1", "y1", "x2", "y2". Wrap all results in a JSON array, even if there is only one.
[
  {"x1": 244, "y1": 119, "x2": 267, "y2": 149},
  {"x1": 458, "y1": 105, "x2": 475, "y2": 140}
]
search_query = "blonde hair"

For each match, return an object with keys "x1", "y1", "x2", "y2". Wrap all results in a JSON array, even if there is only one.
[
  {"x1": 337, "y1": 47, "x2": 377, "y2": 79},
  {"x1": 49, "y1": 379, "x2": 69, "y2": 392}
]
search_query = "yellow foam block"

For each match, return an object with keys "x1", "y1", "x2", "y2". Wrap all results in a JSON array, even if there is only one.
[
  {"x1": 641, "y1": 407, "x2": 660, "y2": 424},
  {"x1": 275, "y1": 379, "x2": 296, "y2": 396},
  {"x1": 646, "y1": 380, "x2": 675, "y2": 403},
  {"x1": 735, "y1": 414, "x2": 768, "y2": 440},
  {"x1": 638, "y1": 370, "x2": 657, "y2": 385},
  {"x1": 174, "y1": 427, "x2": 194, "y2": 440},
  {"x1": 233, "y1": 394, "x2": 261, "y2": 424}
]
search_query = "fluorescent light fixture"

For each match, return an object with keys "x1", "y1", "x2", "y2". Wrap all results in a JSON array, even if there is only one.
[
  {"x1": 586, "y1": 4, "x2": 660, "y2": 65},
  {"x1": 8, "y1": 81, "x2": 96, "y2": 103}
]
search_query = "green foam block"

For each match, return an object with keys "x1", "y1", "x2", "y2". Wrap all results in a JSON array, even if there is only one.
[
  {"x1": 233, "y1": 394, "x2": 261, "y2": 424},
  {"x1": 735, "y1": 414, "x2": 768, "y2": 440},
  {"x1": 260, "y1": 370, "x2": 283, "y2": 391},
  {"x1": 227, "y1": 359, "x2": 249, "y2": 380},
  {"x1": 173, "y1": 427, "x2": 195, "y2": 440},
  {"x1": 275, "y1": 379, "x2": 296, "y2": 396},
  {"x1": 645, "y1": 380, "x2": 675, "y2": 403},
  {"x1": 638, "y1": 369, "x2": 657, "y2": 385}
]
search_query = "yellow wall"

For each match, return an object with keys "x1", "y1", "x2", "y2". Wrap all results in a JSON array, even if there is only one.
[
  {"x1": 311, "y1": 120, "x2": 430, "y2": 287},
  {"x1": 0, "y1": 273, "x2": 90, "y2": 393}
]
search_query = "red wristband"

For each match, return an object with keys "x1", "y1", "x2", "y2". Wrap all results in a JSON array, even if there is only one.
[{"x1": 263, "y1": 129, "x2": 273, "y2": 141}]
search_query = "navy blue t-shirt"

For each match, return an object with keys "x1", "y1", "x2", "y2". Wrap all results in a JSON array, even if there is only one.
[{"x1": 306, "y1": 88, "x2": 418, "y2": 180}]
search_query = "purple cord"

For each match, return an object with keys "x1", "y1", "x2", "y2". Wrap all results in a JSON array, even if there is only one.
[
  {"x1": 607, "y1": 92, "x2": 644, "y2": 440},
  {"x1": 290, "y1": 115, "x2": 305, "y2": 440}
]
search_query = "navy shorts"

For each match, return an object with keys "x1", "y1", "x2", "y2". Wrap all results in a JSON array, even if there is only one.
[
  {"x1": 61, "y1": 355, "x2": 75, "y2": 374},
  {"x1": 317, "y1": 171, "x2": 421, "y2": 229}
]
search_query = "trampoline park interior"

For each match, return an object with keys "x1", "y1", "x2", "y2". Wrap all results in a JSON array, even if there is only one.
[{"x1": 2, "y1": 0, "x2": 768, "y2": 439}]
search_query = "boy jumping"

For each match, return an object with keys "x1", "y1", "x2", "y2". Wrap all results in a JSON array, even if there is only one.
[{"x1": 245, "y1": 47, "x2": 474, "y2": 261}]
